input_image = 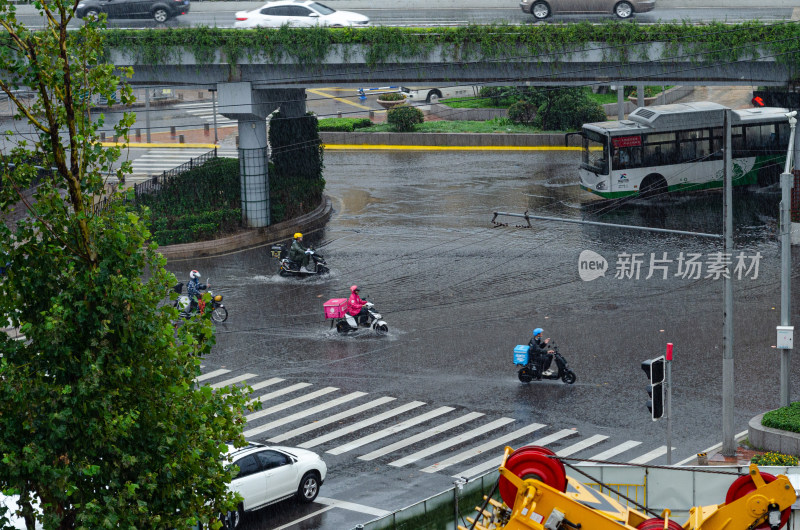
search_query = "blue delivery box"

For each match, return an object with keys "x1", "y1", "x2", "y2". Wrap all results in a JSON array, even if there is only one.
[{"x1": 513, "y1": 345, "x2": 530, "y2": 365}]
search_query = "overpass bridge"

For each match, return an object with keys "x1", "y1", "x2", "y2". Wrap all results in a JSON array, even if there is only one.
[{"x1": 103, "y1": 25, "x2": 800, "y2": 226}]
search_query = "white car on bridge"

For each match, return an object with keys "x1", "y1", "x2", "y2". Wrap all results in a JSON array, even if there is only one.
[{"x1": 234, "y1": 0, "x2": 370, "y2": 29}]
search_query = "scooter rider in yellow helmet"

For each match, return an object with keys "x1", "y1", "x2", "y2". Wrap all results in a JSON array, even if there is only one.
[{"x1": 289, "y1": 232, "x2": 312, "y2": 273}]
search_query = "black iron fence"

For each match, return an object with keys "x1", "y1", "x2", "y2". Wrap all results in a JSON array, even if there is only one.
[{"x1": 93, "y1": 148, "x2": 218, "y2": 214}]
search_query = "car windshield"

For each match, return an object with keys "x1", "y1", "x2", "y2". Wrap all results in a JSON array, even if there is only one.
[{"x1": 309, "y1": 2, "x2": 335, "y2": 15}]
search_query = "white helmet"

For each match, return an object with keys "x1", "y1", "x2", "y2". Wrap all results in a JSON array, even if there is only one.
[{"x1": 190, "y1": 270, "x2": 201, "y2": 279}]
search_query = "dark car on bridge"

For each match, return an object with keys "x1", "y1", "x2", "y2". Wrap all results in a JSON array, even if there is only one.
[
  {"x1": 520, "y1": 0, "x2": 655, "y2": 19},
  {"x1": 76, "y1": 0, "x2": 190, "y2": 23}
]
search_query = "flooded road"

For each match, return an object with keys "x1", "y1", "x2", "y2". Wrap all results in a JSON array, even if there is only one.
[{"x1": 171, "y1": 150, "x2": 800, "y2": 529}]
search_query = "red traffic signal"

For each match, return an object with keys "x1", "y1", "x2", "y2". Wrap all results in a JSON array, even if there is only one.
[{"x1": 752, "y1": 96, "x2": 765, "y2": 107}]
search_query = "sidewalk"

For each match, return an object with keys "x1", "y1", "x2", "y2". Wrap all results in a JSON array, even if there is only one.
[{"x1": 116, "y1": 123, "x2": 238, "y2": 149}]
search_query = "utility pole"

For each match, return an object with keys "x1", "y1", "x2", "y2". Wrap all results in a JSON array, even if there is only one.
[
  {"x1": 779, "y1": 110, "x2": 797, "y2": 407},
  {"x1": 144, "y1": 87, "x2": 152, "y2": 143},
  {"x1": 210, "y1": 87, "x2": 219, "y2": 144},
  {"x1": 722, "y1": 109, "x2": 735, "y2": 456}
]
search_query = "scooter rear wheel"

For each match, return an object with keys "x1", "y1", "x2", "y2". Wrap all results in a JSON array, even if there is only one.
[
  {"x1": 335, "y1": 321, "x2": 349, "y2": 334},
  {"x1": 518, "y1": 367, "x2": 533, "y2": 383}
]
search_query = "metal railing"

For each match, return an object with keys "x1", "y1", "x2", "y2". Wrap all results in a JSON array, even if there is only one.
[{"x1": 93, "y1": 147, "x2": 217, "y2": 214}]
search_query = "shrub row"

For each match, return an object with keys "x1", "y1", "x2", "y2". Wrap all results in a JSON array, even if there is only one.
[
  {"x1": 318, "y1": 118, "x2": 373, "y2": 132},
  {"x1": 762, "y1": 402, "x2": 800, "y2": 434}
]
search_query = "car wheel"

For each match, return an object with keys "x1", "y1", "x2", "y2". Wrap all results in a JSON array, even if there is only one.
[
  {"x1": 221, "y1": 504, "x2": 243, "y2": 529},
  {"x1": 152, "y1": 8, "x2": 169, "y2": 22},
  {"x1": 531, "y1": 1, "x2": 550, "y2": 19},
  {"x1": 614, "y1": 1, "x2": 634, "y2": 18},
  {"x1": 84, "y1": 8, "x2": 99, "y2": 18},
  {"x1": 297, "y1": 472, "x2": 321, "y2": 503}
]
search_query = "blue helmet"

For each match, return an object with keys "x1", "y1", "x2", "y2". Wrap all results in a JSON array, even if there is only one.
[{"x1": 533, "y1": 328, "x2": 543, "y2": 338}]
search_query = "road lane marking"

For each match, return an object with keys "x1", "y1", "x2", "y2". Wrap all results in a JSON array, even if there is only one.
[
  {"x1": 421, "y1": 423, "x2": 546, "y2": 473},
  {"x1": 242, "y1": 391, "x2": 367, "y2": 438},
  {"x1": 454, "y1": 428, "x2": 577, "y2": 478},
  {"x1": 316, "y1": 497, "x2": 391, "y2": 517},
  {"x1": 298, "y1": 401, "x2": 426, "y2": 449},
  {"x1": 359, "y1": 412, "x2": 485, "y2": 462},
  {"x1": 326, "y1": 406, "x2": 455, "y2": 455},
  {"x1": 580, "y1": 440, "x2": 642, "y2": 465},
  {"x1": 389, "y1": 417, "x2": 515, "y2": 468},
  {"x1": 209, "y1": 373, "x2": 258, "y2": 389},
  {"x1": 196, "y1": 368, "x2": 230, "y2": 382},
  {"x1": 307, "y1": 88, "x2": 372, "y2": 111},
  {"x1": 271, "y1": 505, "x2": 335, "y2": 530},
  {"x1": 268, "y1": 396, "x2": 396, "y2": 443}
]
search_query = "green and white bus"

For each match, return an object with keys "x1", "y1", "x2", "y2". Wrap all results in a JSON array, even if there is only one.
[{"x1": 578, "y1": 101, "x2": 791, "y2": 198}]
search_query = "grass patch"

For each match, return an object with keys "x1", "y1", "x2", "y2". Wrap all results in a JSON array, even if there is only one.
[{"x1": 440, "y1": 97, "x2": 512, "y2": 109}]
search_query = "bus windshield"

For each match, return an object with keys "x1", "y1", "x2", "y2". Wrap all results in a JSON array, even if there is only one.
[{"x1": 582, "y1": 129, "x2": 608, "y2": 175}]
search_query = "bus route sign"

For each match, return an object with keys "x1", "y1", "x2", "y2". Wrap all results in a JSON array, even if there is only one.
[{"x1": 612, "y1": 135, "x2": 642, "y2": 148}]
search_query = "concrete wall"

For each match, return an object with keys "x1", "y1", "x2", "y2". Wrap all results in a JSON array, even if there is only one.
[
  {"x1": 602, "y1": 86, "x2": 694, "y2": 117},
  {"x1": 319, "y1": 131, "x2": 581, "y2": 147}
]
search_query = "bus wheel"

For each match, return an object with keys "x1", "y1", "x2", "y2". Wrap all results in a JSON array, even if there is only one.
[
  {"x1": 426, "y1": 90, "x2": 442, "y2": 103},
  {"x1": 640, "y1": 174, "x2": 667, "y2": 199}
]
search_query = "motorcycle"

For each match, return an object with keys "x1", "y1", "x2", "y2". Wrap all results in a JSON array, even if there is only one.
[
  {"x1": 513, "y1": 342, "x2": 576, "y2": 384},
  {"x1": 173, "y1": 280, "x2": 228, "y2": 323},
  {"x1": 323, "y1": 298, "x2": 388, "y2": 335},
  {"x1": 271, "y1": 244, "x2": 329, "y2": 277}
]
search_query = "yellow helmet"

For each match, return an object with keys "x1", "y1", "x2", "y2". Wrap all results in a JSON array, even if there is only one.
[{"x1": 294, "y1": 232, "x2": 303, "y2": 239}]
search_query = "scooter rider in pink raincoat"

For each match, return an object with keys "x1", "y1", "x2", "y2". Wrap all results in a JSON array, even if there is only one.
[{"x1": 347, "y1": 285, "x2": 368, "y2": 325}]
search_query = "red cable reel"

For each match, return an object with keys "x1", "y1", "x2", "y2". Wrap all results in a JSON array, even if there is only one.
[{"x1": 498, "y1": 446, "x2": 568, "y2": 509}]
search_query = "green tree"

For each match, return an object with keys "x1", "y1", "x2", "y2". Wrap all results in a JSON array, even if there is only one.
[
  {"x1": 527, "y1": 87, "x2": 607, "y2": 131},
  {"x1": 0, "y1": 2, "x2": 252, "y2": 529}
]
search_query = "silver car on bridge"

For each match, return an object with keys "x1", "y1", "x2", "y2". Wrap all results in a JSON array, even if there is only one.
[{"x1": 520, "y1": 0, "x2": 656, "y2": 19}]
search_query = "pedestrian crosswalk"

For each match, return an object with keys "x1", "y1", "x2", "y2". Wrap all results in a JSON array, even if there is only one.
[
  {"x1": 174, "y1": 101, "x2": 237, "y2": 126},
  {"x1": 198, "y1": 367, "x2": 677, "y2": 479},
  {"x1": 129, "y1": 147, "x2": 238, "y2": 177}
]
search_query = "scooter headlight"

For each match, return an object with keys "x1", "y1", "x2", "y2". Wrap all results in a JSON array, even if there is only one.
[{"x1": 214, "y1": 295, "x2": 223, "y2": 302}]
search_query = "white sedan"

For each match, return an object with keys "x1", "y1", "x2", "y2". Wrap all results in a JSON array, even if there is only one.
[
  {"x1": 234, "y1": 0, "x2": 370, "y2": 29},
  {"x1": 221, "y1": 442, "x2": 327, "y2": 529}
]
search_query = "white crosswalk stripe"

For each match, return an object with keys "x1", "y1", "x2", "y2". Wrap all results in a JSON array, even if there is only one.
[
  {"x1": 243, "y1": 391, "x2": 367, "y2": 439},
  {"x1": 628, "y1": 445, "x2": 673, "y2": 464},
  {"x1": 209, "y1": 373, "x2": 258, "y2": 389},
  {"x1": 196, "y1": 368, "x2": 230, "y2": 382},
  {"x1": 245, "y1": 387, "x2": 338, "y2": 422},
  {"x1": 268, "y1": 397, "x2": 396, "y2": 444},
  {"x1": 174, "y1": 102, "x2": 237, "y2": 125},
  {"x1": 556, "y1": 434, "x2": 609, "y2": 457},
  {"x1": 421, "y1": 423, "x2": 546, "y2": 474},
  {"x1": 199, "y1": 368, "x2": 681, "y2": 476},
  {"x1": 454, "y1": 428, "x2": 578, "y2": 479},
  {"x1": 581, "y1": 440, "x2": 643, "y2": 465},
  {"x1": 359, "y1": 411, "x2": 484, "y2": 462},
  {"x1": 326, "y1": 406, "x2": 455, "y2": 456},
  {"x1": 298, "y1": 401, "x2": 427, "y2": 449},
  {"x1": 389, "y1": 418, "x2": 516, "y2": 468},
  {"x1": 129, "y1": 147, "x2": 238, "y2": 176}
]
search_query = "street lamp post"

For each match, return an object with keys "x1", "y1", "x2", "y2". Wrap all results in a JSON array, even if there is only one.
[
  {"x1": 209, "y1": 87, "x2": 218, "y2": 144},
  {"x1": 779, "y1": 110, "x2": 797, "y2": 407}
]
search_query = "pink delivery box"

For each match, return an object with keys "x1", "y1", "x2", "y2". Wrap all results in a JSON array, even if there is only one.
[{"x1": 323, "y1": 298, "x2": 348, "y2": 319}]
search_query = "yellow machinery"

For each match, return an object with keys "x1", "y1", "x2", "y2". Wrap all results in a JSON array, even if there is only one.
[{"x1": 460, "y1": 446, "x2": 797, "y2": 530}]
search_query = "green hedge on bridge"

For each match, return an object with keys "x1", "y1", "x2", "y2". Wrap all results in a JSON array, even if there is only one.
[{"x1": 103, "y1": 22, "x2": 800, "y2": 70}]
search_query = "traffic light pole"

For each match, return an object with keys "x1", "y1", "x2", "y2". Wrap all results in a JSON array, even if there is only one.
[{"x1": 666, "y1": 343, "x2": 673, "y2": 465}]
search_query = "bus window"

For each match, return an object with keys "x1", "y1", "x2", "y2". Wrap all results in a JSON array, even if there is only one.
[
  {"x1": 613, "y1": 146, "x2": 642, "y2": 169},
  {"x1": 643, "y1": 132, "x2": 677, "y2": 166},
  {"x1": 731, "y1": 126, "x2": 745, "y2": 157},
  {"x1": 582, "y1": 130, "x2": 609, "y2": 174}
]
